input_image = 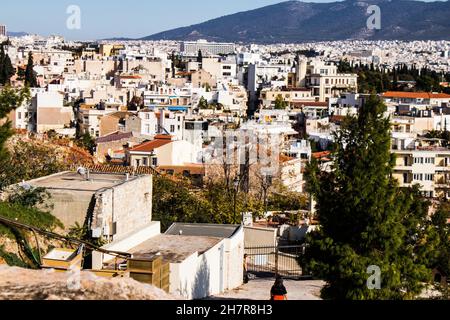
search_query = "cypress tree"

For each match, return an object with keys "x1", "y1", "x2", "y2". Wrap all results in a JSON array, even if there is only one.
[
  {"x1": 24, "y1": 52, "x2": 37, "y2": 87},
  {"x1": 1, "y1": 53, "x2": 15, "y2": 85},
  {"x1": 305, "y1": 96, "x2": 438, "y2": 299}
]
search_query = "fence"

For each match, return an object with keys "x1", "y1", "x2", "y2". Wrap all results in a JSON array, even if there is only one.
[{"x1": 244, "y1": 245, "x2": 305, "y2": 279}]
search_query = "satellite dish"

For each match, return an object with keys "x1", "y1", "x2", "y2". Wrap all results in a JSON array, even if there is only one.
[{"x1": 77, "y1": 166, "x2": 86, "y2": 176}]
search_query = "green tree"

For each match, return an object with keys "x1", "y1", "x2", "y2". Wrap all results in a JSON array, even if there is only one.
[
  {"x1": 0, "y1": 46, "x2": 15, "y2": 85},
  {"x1": 152, "y1": 175, "x2": 210, "y2": 231},
  {"x1": 198, "y1": 96, "x2": 208, "y2": 109},
  {"x1": 0, "y1": 139, "x2": 67, "y2": 190},
  {"x1": 24, "y1": 52, "x2": 38, "y2": 87},
  {"x1": 0, "y1": 86, "x2": 30, "y2": 175},
  {"x1": 274, "y1": 94, "x2": 288, "y2": 110},
  {"x1": 152, "y1": 176, "x2": 246, "y2": 231},
  {"x1": 304, "y1": 96, "x2": 437, "y2": 299},
  {"x1": 77, "y1": 132, "x2": 96, "y2": 155},
  {"x1": 431, "y1": 201, "x2": 450, "y2": 296}
]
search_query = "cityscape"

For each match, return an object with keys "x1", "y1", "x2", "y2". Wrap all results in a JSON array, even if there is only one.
[{"x1": 0, "y1": 0, "x2": 449, "y2": 307}]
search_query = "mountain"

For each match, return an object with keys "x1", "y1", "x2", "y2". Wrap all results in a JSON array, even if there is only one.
[
  {"x1": 7, "y1": 31, "x2": 29, "y2": 37},
  {"x1": 142, "y1": 0, "x2": 450, "y2": 43}
]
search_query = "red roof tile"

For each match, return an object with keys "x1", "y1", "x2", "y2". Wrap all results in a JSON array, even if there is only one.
[{"x1": 129, "y1": 137, "x2": 173, "y2": 153}]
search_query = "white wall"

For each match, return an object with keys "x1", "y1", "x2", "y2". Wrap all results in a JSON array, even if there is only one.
[
  {"x1": 92, "y1": 221, "x2": 161, "y2": 269},
  {"x1": 170, "y1": 227, "x2": 244, "y2": 300}
]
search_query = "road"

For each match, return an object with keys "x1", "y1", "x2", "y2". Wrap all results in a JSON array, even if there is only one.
[{"x1": 209, "y1": 278, "x2": 325, "y2": 300}]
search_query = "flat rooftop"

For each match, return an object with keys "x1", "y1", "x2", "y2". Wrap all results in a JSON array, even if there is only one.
[
  {"x1": 130, "y1": 234, "x2": 222, "y2": 263},
  {"x1": 165, "y1": 223, "x2": 241, "y2": 239},
  {"x1": 28, "y1": 171, "x2": 136, "y2": 192}
]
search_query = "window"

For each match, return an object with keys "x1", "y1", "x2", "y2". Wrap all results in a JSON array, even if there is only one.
[
  {"x1": 425, "y1": 157, "x2": 435, "y2": 164},
  {"x1": 403, "y1": 173, "x2": 409, "y2": 183},
  {"x1": 146, "y1": 114, "x2": 150, "y2": 120},
  {"x1": 143, "y1": 157, "x2": 148, "y2": 166},
  {"x1": 135, "y1": 159, "x2": 141, "y2": 167},
  {"x1": 414, "y1": 157, "x2": 424, "y2": 164},
  {"x1": 425, "y1": 174, "x2": 434, "y2": 181},
  {"x1": 413, "y1": 174, "x2": 423, "y2": 181},
  {"x1": 145, "y1": 124, "x2": 151, "y2": 134},
  {"x1": 152, "y1": 158, "x2": 158, "y2": 166},
  {"x1": 170, "y1": 125, "x2": 175, "y2": 132}
]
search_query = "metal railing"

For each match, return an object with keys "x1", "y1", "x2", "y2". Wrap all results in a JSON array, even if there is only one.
[{"x1": 245, "y1": 245, "x2": 305, "y2": 279}]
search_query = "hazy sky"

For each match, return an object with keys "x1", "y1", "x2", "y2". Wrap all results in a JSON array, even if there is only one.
[{"x1": 0, "y1": 0, "x2": 445, "y2": 40}]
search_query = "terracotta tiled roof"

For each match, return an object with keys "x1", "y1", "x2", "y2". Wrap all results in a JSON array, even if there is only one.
[
  {"x1": 279, "y1": 154, "x2": 295, "y2": 163},
  {"x1": 312, "y1": 151, "x2": 331, "y2": 160},
  {"x1": 292, "y1": 101, "x2": 328, "y2": 107},
  {"x1": 129, "y1": 136, "x2": 173, "y2": 153},
  {"x1": 120, "y1": 75, "x2": 142, "y2": 79},
  {"x1": 382, "y1": 91, "x2": 450, "y2": 99}
]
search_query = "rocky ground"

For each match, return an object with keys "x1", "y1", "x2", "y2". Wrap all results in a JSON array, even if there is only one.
[{"x1": 0, "y1": 266, "x2": 177, "y2": 300}]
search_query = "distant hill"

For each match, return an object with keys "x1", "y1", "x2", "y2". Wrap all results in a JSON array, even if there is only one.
[
  {"x1": 142, "y1": 0, "x2": 450, "y2": 43},
  {"x1": 7, "y1": 32, "x2": 29, "y2": 37}
]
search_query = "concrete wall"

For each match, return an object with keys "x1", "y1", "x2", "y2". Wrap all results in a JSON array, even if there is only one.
[
  {"x1": 223, "y1": 226, "x2": 244, "y2": 291},
  {"x1": 99, "y1": 115, "x2": 120, "y2": 137},
  {"x1": 155, "y1": 140, "x2": 198, "y2": 166},
  {"x1": 170, "y1": 227, "x2": 244, "y2": 300},
  {"x1": 43, "y1": 190, "x2": 94, "y2": 229},
  {"x1": 91, "y1": 175, "x2": 153, "y2": 240},
  {"x1": 244, "y1": 226, "x2": 277, "y2": 247}
]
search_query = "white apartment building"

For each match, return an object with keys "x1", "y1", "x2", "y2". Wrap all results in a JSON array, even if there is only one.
[
  {"x1": 78, "y1": 104, "x2": 123, "y2": 137},
  {"x1": 33, "y1": 91, "x2": 74, "y2": 134},
  {"x1": 143, "y1": 84, "x2": 191, "y2": 107},
  {"x1": 382, "y1": 92, "x2": 450, "y2": 107},
  {"x1": 202, "y1": 57, "x2": 237, "y2": 81},
  {"x1": 393, "y1": 143, "x2": 450, "y2": 198},
  {"x1": 181, "y1": 40, "x2": 235, "y2": 55},
  {"x1": 183, "y1": 120, "x2": 209, "y2": 150},
  {"x1": 260, "y1": 88, "x2": 313, "y2": 108},
  {"x1": 305, "y1": 61, "x2": 358, "y2": 102}
]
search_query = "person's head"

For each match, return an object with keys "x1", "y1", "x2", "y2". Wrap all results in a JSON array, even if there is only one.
[
  {"x1": 274, "y1": 276, "x2": 284, "y2": 287},
  {"x1": 244, "y1": 254, "x2": 248, "y2": 259}
]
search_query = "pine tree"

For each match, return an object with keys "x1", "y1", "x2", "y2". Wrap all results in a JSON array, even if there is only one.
[
  {"x1": 305, "y1": 96, "x2": 437, "y2": 300},
  {"x1": 24, "y1": 52, "x2": 37, "y2": 87}
]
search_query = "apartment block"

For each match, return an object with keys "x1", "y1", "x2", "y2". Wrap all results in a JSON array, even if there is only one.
[{"x1": 393, "y1": 145, "x2": 450, "y2": 198}]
